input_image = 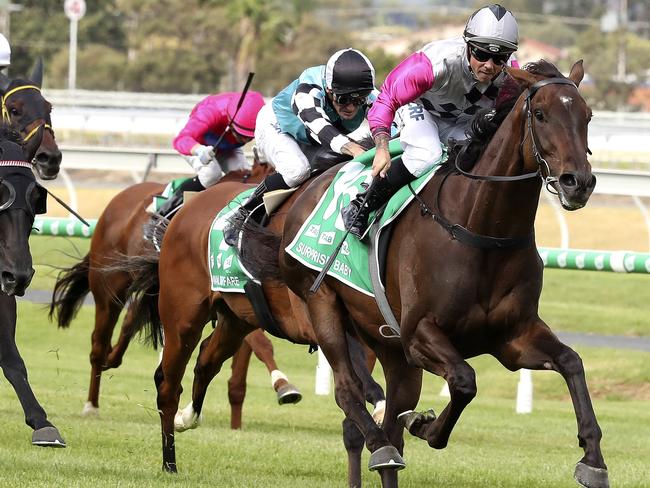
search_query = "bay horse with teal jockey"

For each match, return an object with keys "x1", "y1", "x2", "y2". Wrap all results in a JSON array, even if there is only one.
[
  {"x1": 113, "y1": 147, "x2": 387, "y2": 485},
  {"x1": 49, "y1": 162, "x2": 303, "y2": 428},
  {"x1": 232, "y1": 60, "x2": 608, "y2": 487}
]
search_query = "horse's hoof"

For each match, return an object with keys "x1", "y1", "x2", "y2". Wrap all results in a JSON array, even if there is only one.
[
  {"x1": 277, "y1": 383, "x2": 302, "y2": 405},
  {"x1": 32, "y1": 426, "x2": 66, "y2": 448},
  {"x1": 174, "y1": 402, "x2": 201, "y2": 432},
  {"x1": 574, "y1": 462, "x2": 609, "y2": 488},
  {"x1": 81, "y1": 401, "x2": 100, "y2": 418},
  {"x1": 398, "y1": 408, "x2": 436, "y2": 435},
  {"x1": 163, "y1": 462, "x2": 177, "y2": 473},
  {"x1": 368, "y1": 445, "x2": 405, "y2": 471},
  {"x1": 372, "y1": 400, "x2": 386, "y2": 426}
]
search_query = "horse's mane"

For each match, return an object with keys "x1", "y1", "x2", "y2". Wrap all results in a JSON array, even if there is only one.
[{"x1": 455, "y1": 59, "x2": 565, "y2": 169}]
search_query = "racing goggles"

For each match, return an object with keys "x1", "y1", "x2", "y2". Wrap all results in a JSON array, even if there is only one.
[
  {"x1": 469, "y1": 44, "x2": 511, "y2": 66},
  {"x1": 332, "y1": 90, "x2": 372, "y2": 107}
]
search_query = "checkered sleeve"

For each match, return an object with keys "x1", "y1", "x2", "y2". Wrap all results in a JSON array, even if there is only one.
[{"x1": 292, "y1": 83, "x2": 350, "y2": 154}]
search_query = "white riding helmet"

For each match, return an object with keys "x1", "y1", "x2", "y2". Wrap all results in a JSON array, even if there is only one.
[
  {"x1": 0, "y1": 33, "x2": 10, "y2": 67},
  {"x1": 463, "y1": 4, "x2": 519, "y2": 54}
]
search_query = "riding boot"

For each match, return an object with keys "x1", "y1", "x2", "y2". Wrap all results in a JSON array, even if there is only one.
[
  {"x1": 223, "y1": 172, "x2": 290, "y2": 246},
  {"x1": 341, "y1": 158, "x2": 416, "y2": 239},
  {"x1": 156, "y1": 176, "x2": 205, "y2": 219}
]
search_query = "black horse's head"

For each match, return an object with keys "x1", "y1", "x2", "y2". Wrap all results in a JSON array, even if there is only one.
[
  {"x1": 0, "y1": 125, "x2": 47, "y2": 296},
  {"x1": 0, "y1": 59, "x2": 61, "y2": 180}
]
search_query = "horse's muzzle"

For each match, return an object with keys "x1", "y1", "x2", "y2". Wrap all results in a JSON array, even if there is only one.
[
  {"x1": 33, "y1": 150, "x2": 62, "y2": 180},
  {"x1": 1, "y1": 268, "x2": 34, "y2": 296},
  {"x1": 557, "y1": 172, "x2": 597, "y2": 210}
]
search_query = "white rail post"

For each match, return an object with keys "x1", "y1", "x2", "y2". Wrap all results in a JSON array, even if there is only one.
[
  {"x1": 516, "y1": 369, "x2": 533, "y2": 414},
  {"x1": 315, "y1": 348, "x2": 332, "y2": 395}
]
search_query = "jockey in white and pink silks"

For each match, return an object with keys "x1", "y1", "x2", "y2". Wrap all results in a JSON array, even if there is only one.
[{"x1": 342, "y1": 4, "x2": 522, "y2": 238}]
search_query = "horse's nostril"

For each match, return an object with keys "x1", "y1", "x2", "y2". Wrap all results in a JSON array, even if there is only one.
[
  {"x1": 35, "y1": 152, "x2": 49, "y2": 163},
  {"x1": 2, "y1": 271, "x2": 16, "y2": 284},
  {"x1": 559, "y1": 173, "x2": 577, "y2": 189}
]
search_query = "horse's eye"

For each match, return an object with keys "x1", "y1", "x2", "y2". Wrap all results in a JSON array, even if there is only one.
[
  {"x1": 534, "y1": 109, "x2": 544, "y2": 121},
  {"x1": 9, "y1": 108, "x2": 20, "y2": 116}
]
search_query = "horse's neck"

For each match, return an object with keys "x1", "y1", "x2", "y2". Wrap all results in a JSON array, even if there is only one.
[{"x1": 462, "y1": 105, "x2": 542, "y2": 238}]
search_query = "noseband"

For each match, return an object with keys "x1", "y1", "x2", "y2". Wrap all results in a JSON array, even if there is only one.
[{"x1": 1, "y1": 85, "x2": 54, "y2": 142}]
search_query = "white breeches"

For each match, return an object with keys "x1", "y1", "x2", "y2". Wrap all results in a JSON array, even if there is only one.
[
  {"x1": 254, "y1": 104, "x2": 310, "y2": 187},
  {"x1": 395, "y1": 103, "x2": 469, "y2": 177}
]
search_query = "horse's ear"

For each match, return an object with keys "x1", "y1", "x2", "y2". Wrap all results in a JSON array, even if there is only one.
[
  {"x1": 568, "y1": 60, "x2": 584, "y2": 87},
  {"x1": 23, "y1": 126, "x2": 44, "y2": 161},
  {"x1": 0, "y1": 72, "x2": 11, "y2": 93},
  {"x1": 504, "y1": 67, "x2": 539, "y2": 89},
  {"x1": 29, "y1": 58, "x2": 44, "y2": 88}
]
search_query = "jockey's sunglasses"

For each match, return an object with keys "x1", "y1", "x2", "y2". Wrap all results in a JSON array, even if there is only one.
[
  {"x1": 469, "y1": 44, "x2": 511, "y2": 66},
  {"x1": 332, "y1": 90, "x2": 371, "y2": 107}
]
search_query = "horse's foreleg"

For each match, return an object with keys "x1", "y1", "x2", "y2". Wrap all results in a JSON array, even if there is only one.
[
  {"x1": 306, "y1": 290, "x2": 404, "y2": 481},
  {"x1": 0, "y1": 295, "x2": 65, "y2": 446},
  {"x1": 228, "y1": 337, "x2": 253, "y2": 429},
  {"x1": 245, "y1": 329, "x2": 302, "y2": 405},
  {"x1": 347, "y1": 333, "x2": 385, "y2": 421},
  {"x1": 496, "y1": 321, "x2": 608, "y2": 488},
  {"x1": 85, "y1": 298, "x2": 122, "y2": 416},
  {"x1": 404, "y1": 316, "x2": 477, "y2": 449}
]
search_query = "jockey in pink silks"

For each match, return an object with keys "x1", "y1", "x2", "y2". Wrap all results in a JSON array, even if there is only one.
[
  {"x1": 341, "y1": 4, "x2": 522, "y2": 238},
  {"x1": 155, "y1": 91, "x2": 265, "y2": 218}
]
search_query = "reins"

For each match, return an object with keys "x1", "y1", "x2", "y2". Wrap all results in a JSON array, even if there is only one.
[
  {"x1": 413, "y1": 77, "x2": 579, "y2": 249},
  {"x1": 2, "y1": 85, "x2": 54, "y2": 142}
]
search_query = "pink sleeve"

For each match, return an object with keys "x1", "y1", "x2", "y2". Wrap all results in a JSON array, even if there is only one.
[
  {"x1": 368, "y1": 52, "x2": 435, "y2": 136},
  {"x1": 173, "y1": 102, "x2": 219, "y2": 155}
]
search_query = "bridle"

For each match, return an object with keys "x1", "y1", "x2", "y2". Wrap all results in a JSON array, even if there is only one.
[
  {"x1": 453, "y1": 77, "x2": 577, "y2": 190},
  {"x1": 1, "y1": 84, "x2": 54, "y2": 142},
  {"x1": 410, "y1": 77, "x2": 582, "y2": 249}
]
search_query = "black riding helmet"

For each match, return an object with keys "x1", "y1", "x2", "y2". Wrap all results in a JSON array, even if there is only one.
[{"x1": 325, "y1": 48, "x2": 376, "y2": 95}]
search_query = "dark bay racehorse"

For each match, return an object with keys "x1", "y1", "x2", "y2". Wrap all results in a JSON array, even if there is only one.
[
  {"x1": 49, "y1": 163, "x2": 302, "y2": 427},
  {"x1": 229, "y1": 60, "x2": 608, "y2": 488},
  {"x1": 0, "y1": 59, "x2": 62, "y2": 180},
  {"x1": 0, "y1": 125, "x2": 65, "y2": 447}
]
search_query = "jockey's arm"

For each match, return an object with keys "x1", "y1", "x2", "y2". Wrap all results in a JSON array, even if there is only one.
[
  {"x1": 368, "y1": 52, "x2": 435, "y2": 176},
  {"x1": 292, "y1": 83, "x2": 351, "y2": 154}
]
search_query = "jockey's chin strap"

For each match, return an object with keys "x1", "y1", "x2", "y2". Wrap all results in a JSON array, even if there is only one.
[
  {"x1": 454, "y1": 77, "x2": 577, "y2": 193},
  {"x1": 2, "y1": 85, "x2": 54, "y2": 142}
]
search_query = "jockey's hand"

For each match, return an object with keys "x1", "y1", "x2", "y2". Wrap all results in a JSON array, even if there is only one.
[
  {"x1": 192, "y1": 144, "x2": 216, "y2": 165},
  {"x1": 342, "y1": 141, "x2": 367, "y2": 159},
  {"x1": 371, "y1": 146, "x2": 391, "y2": 177}
]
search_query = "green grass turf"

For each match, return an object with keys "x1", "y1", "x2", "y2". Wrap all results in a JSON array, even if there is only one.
[{"x1": 0, "y1": 301, "x2": 648, "y2": 487}]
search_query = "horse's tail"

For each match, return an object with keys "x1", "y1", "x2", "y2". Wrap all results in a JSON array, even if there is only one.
[
  {"x1": 231, "y1": 216, "x2": 283, "y2": 281},
  {"x1": 110, "y1": 248, "x2": 163, "y2": 349},
  {"x1": 49, "y1": 254, "x2": 90, "y2": 328}
]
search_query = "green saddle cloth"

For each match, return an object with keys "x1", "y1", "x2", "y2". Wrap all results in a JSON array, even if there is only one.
[
  {"x1": 207, "y1": 140, "x2": 446, "y2": 295},
  {"x1": 285, "y1": 151, "x2": 446, "y2": 296}
]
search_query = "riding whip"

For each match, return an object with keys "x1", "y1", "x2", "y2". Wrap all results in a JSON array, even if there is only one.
[
  {"x1": 210, "y1": 72, "x2": 255, "y2": 151},
  {"x1": 309, "y1": 178, "x2": 378, "y2": 294}
]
